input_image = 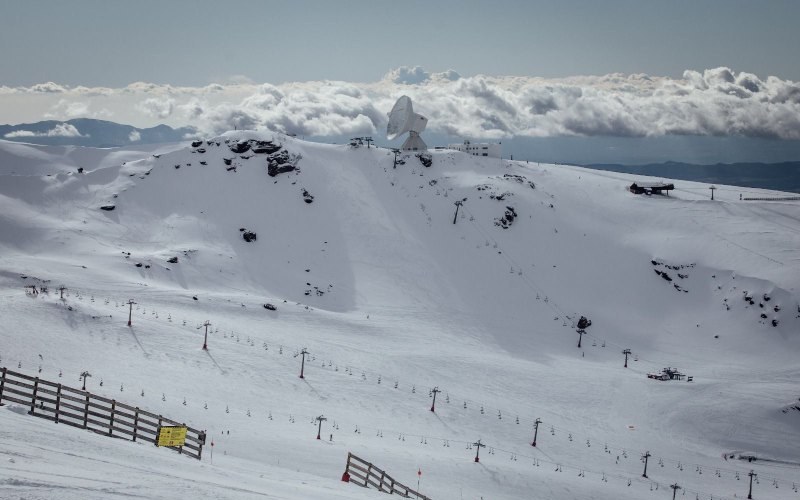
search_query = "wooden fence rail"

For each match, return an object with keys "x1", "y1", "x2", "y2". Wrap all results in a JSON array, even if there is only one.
[
  {"x1": 343, "y1": 452, "x2": 432, "y2": 500},
  {"x1": 0, "y1": 367, "x2": 206, "y2": 460}
]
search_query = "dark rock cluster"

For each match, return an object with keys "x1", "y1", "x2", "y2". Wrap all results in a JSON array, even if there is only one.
[
  {"x1": 239, "y1": 227, "x2": 257, "y2": 242},
  {"x1": 494, "y1": 206, "x2": 518, "y2": 229},
  {"x1": 267, "y1": 150, "x2": 295, "y2": 177},
  {"x1": 416, "y1": 153, "x2": 433, "y2": 168}
]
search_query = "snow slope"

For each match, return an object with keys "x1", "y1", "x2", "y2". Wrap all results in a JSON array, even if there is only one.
[{"x1": 1, "y1": 135, "x2": 799, "y2": 499}]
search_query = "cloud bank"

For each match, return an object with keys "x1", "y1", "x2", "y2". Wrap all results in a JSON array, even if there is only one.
[
  {"x1": 4, "y1": 123, "x2": 88, "y2": 139},
  {"x1": 1, "y1": 66, "x2": 799, "y2": 140}
]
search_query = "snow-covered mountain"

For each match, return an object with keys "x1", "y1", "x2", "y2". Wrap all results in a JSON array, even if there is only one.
[
  {"x1": 0, "y1": 118, "x2": 196, "y2": 147},
  {"x1": 1, "y1": 133, "x2": 798, "y2": 500}
]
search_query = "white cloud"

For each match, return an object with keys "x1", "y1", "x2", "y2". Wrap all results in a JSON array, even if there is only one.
[
  {"x1": 44, "y1": 99, "x2": 90, "y2": 119},
  {"x1": 135, "y1": 97, "x2": 175, "y2": 119},
  {"x1": 384, "y1": 66, "x2": 431, "y2": 85},
  {"x1": 5, "y1": 123, "x2": 88, "y2": 138},
  {"x1": 3, "y1": 67, "x2": 800, "y2": 140},
  {"x1": 28, "y1": 82, "x2": 67, "y2": 93},
  {"x1": 128, "y1": 129, "x2": 141, "y2": 142}
]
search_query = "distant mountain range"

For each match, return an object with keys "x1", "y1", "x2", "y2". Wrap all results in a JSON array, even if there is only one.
[
  {"x1": 0, "y1": 118, "x2": 197, "y2": 147},
  {"x1": 580, "y1": 161, "x2": 800, "y2": 194}
]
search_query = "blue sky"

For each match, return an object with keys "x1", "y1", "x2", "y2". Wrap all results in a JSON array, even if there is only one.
[
  {"x1": 1, "y1": 0, "x2": 800, "y2": 163},
  {"x1": 2, "y1": 0, "x2": 799, "y2": 86}
]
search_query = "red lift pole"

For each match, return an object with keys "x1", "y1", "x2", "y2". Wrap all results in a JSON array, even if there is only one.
[
  {"x1": 199, "y1": 320, "x2": 211, "y2": 350},
  {"x1": 531, "y1": 418, "x2": 542, "y2": 447},
  {"x1": 473, "y1": 439, "x2": 486, "y2": 463},
  {"x1": 127, "y1": 299, "x2": 136, "y2": 327},
  {"x1": 430, "y1": 387, "x2": 441, "y2": 412},
  {"x1": 297, "y1": 348, "x2": 309, "y2": 378},
  {"x1": 315, "y1": 414, "x2": 327, "y2": 439}
]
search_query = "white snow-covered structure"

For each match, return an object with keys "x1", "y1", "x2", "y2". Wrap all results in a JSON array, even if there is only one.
[
  {"x1": 448, "y1": 140, "x2": 502, "y2": 158},
  {"x1": 386, "y1": 95, "x2": 428, "y2": 151}
]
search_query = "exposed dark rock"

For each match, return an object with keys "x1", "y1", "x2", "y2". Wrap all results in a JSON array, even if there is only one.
[
  {"x1": 302, "y1": 189, "x2": 314, "y2": 203},
  {"x1": 243, "y1": 231, "x2": 257, "y2": 242},
  {"x1": 252, "y1": 141, "x2": 281, "y2": 154},
  {"x1": 100, "y1": 205, "x2": 115, "y2": 211},
  {"x1": 263, "y1": 303, "x2": 277, "y2": 311},
  {"x1": 199, "y1": 161, "x2": 207, "y2": 165},
  {"x1": 494, "y1": 206, "x2": 518, "y2": 229},
  {"x1": 772, "y1": 319, "x2": 779, "y2": 327},
  {"x1": 577, "y1": 316, "x2": 592, "y2": 329},
  {"x1": 416, "y1": 153, "x2": 433, "y2": 168},
  {"x1": 174, "y1": 165, "x2": 180, "y2": 169},
  {"x1": 77, "y1": 167, "x2": 84, "y2": 174},
  {"x1": 229, "y1": 141, "x2": 252, "y2": 154},
  {"x1": 191, "y1": 140, "x2": 203, "y2": 148},
  {"x1": 135, "y1": 263, "x2": 143, "y2": 267},
  {"x1": 195, "y1": 148, "x2": 206, "y2": 153},
  {"x1": 267, "y1": 154, "x2": 296, "y2": 177},
  {"x1": 167, "y1": 256, "x2": 178, "y2": 264},
  {"x1": 502, "y1": 174, "x2": 526, "y2": 183},
  {"x1": 223, "y1": 158, "x2": 233, "y2": 166},
  {"x1": 490, "y1": 192, "x2": 512, "y2": 201}
]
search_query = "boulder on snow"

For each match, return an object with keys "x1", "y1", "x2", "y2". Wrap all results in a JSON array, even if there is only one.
[
  {"x1": 302, "y1": 189, "x2": 314, "y2": 203},
  {"x1": 252, "y1": 140, "x2": 281, "y2": 154},
  {"x1": 577, "y1": 316, "x2": 592, "y2": 329},
  {"x1": 243, "y1": 231, "x2": 257, "y2": 242},
  {"x1": 229, "y1": 141, "x2": 251, "y2": 154},
  {"x1": 100, "y1": 205, "x2": 115, "y2": 211},
  {"x1": 263, "y1": 303, "x2": 277, "y2": 311},
  {"x1": 494, "y1": 206, "x2": 518, "y2": 229},
  {"x1": 416, "y1": 153, "x2": 433, "y2": 168},
  {"x1": 167, "y1": 256, "x2": 178, "y2": 264}
]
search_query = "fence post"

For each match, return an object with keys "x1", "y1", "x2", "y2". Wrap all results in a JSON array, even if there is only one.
[
  {"x1": 29, "y1": 377, "x2": 40, "y2": 415},
  {"x1": 156, "y1": 415, "x2": 162, "y2": 446},
  {"x1": 0, "y1": 367, "x2": 6, "y2": 405},
  {"x1": 342, "y1": 453, "x2": 352, "y2": 482},
  {"x1": 55, "y1": 384, "x2": 62, "y2": 424},
  {"x1": 132, "y1": 407, "x2": 139, "y2": 442},
  {"x1": 109, "y1": 400, "x2": 116, "y2": 436},
  {"x1": 198, "y1": 430, "x2": 206, "y2": 460},
  {"x1": 83, "y1": 393, "x2": 89, "y2": 428},
  {"x1": 379, "y1": 470, "x2": 386, "y2": 492},
  {"x1": 179, "y1": 423, "x2": 185, "y2": 455}
]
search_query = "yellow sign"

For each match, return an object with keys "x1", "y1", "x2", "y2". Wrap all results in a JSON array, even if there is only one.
[{"x1": 157, "y1": 426, "x2": 188, "y2": 447}]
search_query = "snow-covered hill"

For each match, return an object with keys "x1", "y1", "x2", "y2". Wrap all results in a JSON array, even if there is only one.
[{"x1": 1, "y1": 134, "x2": 798, "y2": 499}]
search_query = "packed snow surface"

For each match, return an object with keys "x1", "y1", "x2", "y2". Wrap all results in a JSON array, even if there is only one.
[{"x1": 1, "y1": 134, "x2": 799, "y2": 499}]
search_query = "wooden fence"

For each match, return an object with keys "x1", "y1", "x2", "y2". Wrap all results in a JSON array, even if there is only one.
[
  {"x1": 343, "y1": 452, "x2": 432, "y2": 500},
  {"x1": 0, "y1": 367, "x2": 206, "y2": 460}
]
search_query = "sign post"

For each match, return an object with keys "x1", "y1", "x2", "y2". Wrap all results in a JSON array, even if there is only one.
[{"x1": 156, "y1": 425, "x2": 188, "y2": 447}]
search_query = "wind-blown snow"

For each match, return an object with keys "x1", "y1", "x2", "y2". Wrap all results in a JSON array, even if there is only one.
[{"x1": 0, "y1": 135, "x2": 798, "y2": 499}]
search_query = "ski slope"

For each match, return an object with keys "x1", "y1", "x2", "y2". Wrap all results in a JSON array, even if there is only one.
[{"x1": 1, "y1": 134, "x2": 798, "y2": 499}]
